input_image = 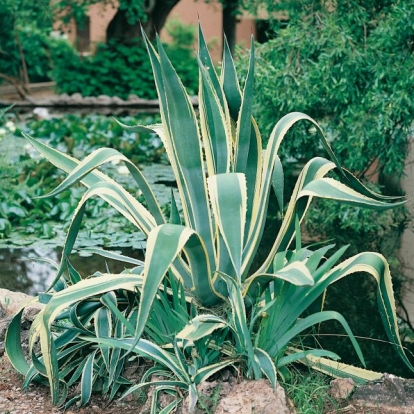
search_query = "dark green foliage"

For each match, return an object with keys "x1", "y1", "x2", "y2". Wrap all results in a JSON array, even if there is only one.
[
  {"x1": 2, "y1": 29, "x2": 76, "y2": 84},
  {"x1": 25, "y1": 113, "x2": 163, "y2": 164},
  {"x1": 53, "y1": 41, "x2": 157, "y2": 99},
  {"x1": 240, "y1": 0, "x2": 414, "y2": 179},
  {"x1": 319, "y1": 272, "x2": 414, "y2": 378},
  {"x1": 282, "y1": 368, "x2": 340, "y2": 414},
  {"x1": 236, "y1": 0, "x2": 414, "y2": 375},
  {"x1": 304, "y1": 191, "x2": 407, "y2": 256},
  {"x1": 53, "y1": 23, "x2": 199, "y2": 99},
  {"x1": 54, "y1": 0, "x2": 147, "y2": 27},
  {"x1": 0, "y1": 0, "x2": 74, "y2": 84}
]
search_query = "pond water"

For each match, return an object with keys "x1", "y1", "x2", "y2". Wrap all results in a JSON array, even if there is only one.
[
  {"x1": 0, "y1": 159, "x2": 176, "y2": 296},
  {"x1": 0, "y1": 109, "x2": 177, "y2": 295},
  {"x1": 0, "y1": 246, "x2": 145, "y2": 295}
]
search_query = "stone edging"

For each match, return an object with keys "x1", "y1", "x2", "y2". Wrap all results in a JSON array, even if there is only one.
[{"x1": 0, "y1": 93, "x2": 198, "y2": 108}]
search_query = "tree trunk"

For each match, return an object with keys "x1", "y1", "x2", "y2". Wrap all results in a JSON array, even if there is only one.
[
  {"x1": 222, "y1": 0, "x2": 239, "y2": 55},
  {"x1": 106, "y1": 0, "x2": 180, "y2": 44},
  {"x1": 0, "y1": 73, "x2": 30, "y2": 100}
]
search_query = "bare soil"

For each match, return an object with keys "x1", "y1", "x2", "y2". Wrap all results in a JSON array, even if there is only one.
[
  {"x1": 0, "y1": 293, "x2": 412, "y2": 414},
  {"x1": 0, "y1": 355, "x2": 143, "y2": 414},
  {"x1": 2, "y1": 353, "x2": 412, "y2": 414}
]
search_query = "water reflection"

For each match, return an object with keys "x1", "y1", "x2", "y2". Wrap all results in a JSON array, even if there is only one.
[{"x1": 0, "y1": 247, "x2": 144, "y2": 295}]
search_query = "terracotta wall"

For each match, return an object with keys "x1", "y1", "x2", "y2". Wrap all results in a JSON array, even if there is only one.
[
  {"x1": 61, "y1": 3, "x2": 116, "y2": 48},
  {"x1": 166, "y1": 0, "x2": 256, "y2": 59},
  {"x1": 60, "y1": 0, "x2": 256, "y2": 60},
  {"x1": 89, "y1": 3, "x2": 117, "y2": 44}
]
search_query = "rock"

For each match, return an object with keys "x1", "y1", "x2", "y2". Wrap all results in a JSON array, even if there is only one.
[
  {"x1": 0, "y1": 289, "x2": 43, "y2": 318},
  {"x1": 53, "y1": 93, "x2": 71, "y2": 105},
  {"x1": 177, "y1": 381, "x2": 228, "y2": 414},
  {"x1": 0, "y1": 317, "x2": 13, "y2": 342},
  {"x1": 110, "y1": 96, "x2": 125, "y2": 105},
  {"x1": 24, "y1": 305, "x2": 43, "y2": 323},
  {"x1": 217, "y1": 369, "x2": 233, "y2": 383},
  {"x1": 127, "y1": 94, "x2": 141, "y2": 102},
  {"x1": 122, "y1": 360, "x2": 141, "y2": 383},
  {"x1": 158, "y1": 392, "x2": 175, "y2": 409},
  {"x1": 0, "y1": 302, "x2": 5, "y2": 319},
  {"x1": 70, "y1": 93, "x2": 83, "y2": 103},
  {"x1": 82, "y1": 96, "x2": 97, "y2": 105},
  {"x1": 96, "y1": 95, "x2": 112, "y2": 105},
  {"x1": 0, "y1": 289, "x2": 44, "y2": 356},
  {"x1": 214, "y1": 379, "x2": 293, "y2": 414},
  {"x1": 350, "y1": 373, "x2": 414, "y2": 413},
  {"x1": 329, "y1": 378, "x2": 355, "y2": 400}
]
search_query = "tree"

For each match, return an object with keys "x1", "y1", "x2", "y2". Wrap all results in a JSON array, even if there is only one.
[
  {"x1": 222, "y1": 0, "x2": 242, "y2": 53},
  {"x1": 242, "y1": 0, "x2": 414, "y2": 179},
  {"x1": 106, "y1": 0, "x2": 181, "y2": 44},
  {"x1": 55, "y1": 0, "x2": 244, "y2": 52},
  {"x1": 0, "y1": 0, "x2": 54, "y2": 96}
]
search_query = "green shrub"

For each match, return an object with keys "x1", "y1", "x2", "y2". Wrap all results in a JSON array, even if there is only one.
[
  {"x1": 0, "y1": 0, "x2": 74, "y2": 85},
  {"x1": 235, "y1": 1, "x2": 413, "y2": 374},
  {"x1": 0, "y1": 27, "x2": 74, "y2": 84},
  {"x1": 53, "y1": 20, "x2": 199, "y2": 99},
  {"x1": 239, "y1": 0, "x2": 414, "y2": 179},
  {"x1": 6, "y1": 27, "x2": 414, "y2": 412},
  {"x1": 53, "y1": 40, "x2": 157, "y2": 99},
  {"x1": 25, "y1": 113, "x2": 163, "y2": 164}
]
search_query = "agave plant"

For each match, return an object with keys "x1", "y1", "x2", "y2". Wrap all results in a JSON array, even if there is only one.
[{"x1": 6, "y1": 27, "x2": 414, "y2": 412}]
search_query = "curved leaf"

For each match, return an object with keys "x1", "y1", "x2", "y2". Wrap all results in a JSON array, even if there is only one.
[
  {"x1": 278, "y1": 348, "x2": 341, "y2": 368},
  {"x1": 293, "y1": 350, "x2": 383, "y2": 384},
  {"x1": 208, "y1": 173, "x2": 247, "y2": 281},
  {"x1": 273, "y1": 310, "x2": 365, "y2": 367},
  {"x1": 235, "y1": 37, "x2": 255, "y2": 174},
  {"x1": 23, "y1": 133, "x2": 155, "y2": 226},
  {"x1": 320, "y1": 252, "x2": 414, "y2": 372},
  {"x1": 130, "y1": 224, "x2": 217, "y2": 355},
  {"x1": 300, "y1": 178, "x2": 406, "y2": 209},
  {"x1": 80, "y1": 349, "x2": 97, "y2": 406},
  {"x1": 243, "y1": 260, "x2": 314, "y2": 299},
  {"x1": 198, "y1": 55, "x2": 231, "y2": 175},
  {"x1": 253, "y1": 347, "x2": 277, "y2": 388},
  {"x1": 193, "y1": 359, "x2": 235, "y2": 384},
  {"x1": 39, "y1": 147, "x2": 165, "y2": 225},
  {"x1": 176, "y1": 315, "x2": 228, "y2": 342},
  {"x1": 35, "y1": 274, "x2": 144, "y2": 403},
  {"x1": 82, "y1": 336, "x2": 186, "y2": 381},
  {"x1": 48, "y1": 180, "x2": 155, "y2": 290}
]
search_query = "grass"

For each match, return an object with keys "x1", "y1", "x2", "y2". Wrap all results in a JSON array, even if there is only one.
[
  {"x1": 282, "y1": 367, "x2": 341, "y2": 414},
  {"x1": 196, "y1": 382, "x2": 222, "y2": 413}
]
